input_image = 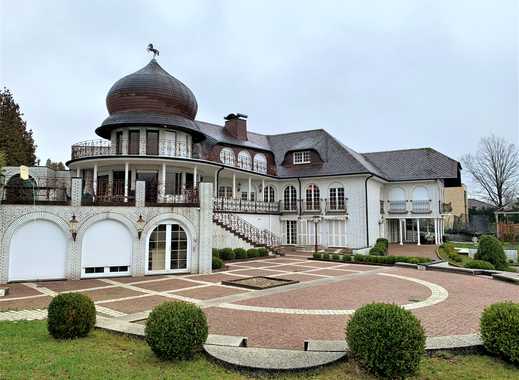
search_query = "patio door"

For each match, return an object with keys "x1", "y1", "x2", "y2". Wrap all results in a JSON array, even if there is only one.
[
  {"x1": 147, "y1": 223, "x2": 189, "y2": 273},
  {"x1": 137, "y1": 172, "x2": 158, "y2": 203},
  {"x1": 285, "y1": 220, "x2": 297, "y2": 245}
]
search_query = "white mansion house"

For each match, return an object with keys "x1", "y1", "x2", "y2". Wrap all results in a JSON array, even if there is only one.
[{"x1": 0, "y1": 56, "x2": 462, "y2": 283}]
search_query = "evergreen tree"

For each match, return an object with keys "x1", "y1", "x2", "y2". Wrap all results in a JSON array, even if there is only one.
[
  {"x1": 0, "y1": 87, "x2": 36, "y2": 166},
  {"x1": 45, "y1": 158, "x2": 65, "y2": 171}
]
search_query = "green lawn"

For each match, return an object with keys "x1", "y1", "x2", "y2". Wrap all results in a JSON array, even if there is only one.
[{"x1": 1, "y1": 321, "x2": 518, "y2": 379}]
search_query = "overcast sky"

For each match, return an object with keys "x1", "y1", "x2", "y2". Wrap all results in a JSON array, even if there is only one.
[{"x1": 1, "y1": 0, "x2": 517, "y2": 184}]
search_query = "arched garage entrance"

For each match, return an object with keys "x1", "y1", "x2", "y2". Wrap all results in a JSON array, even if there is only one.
[
  {"x1": 9, "y1": 220, "x2": 67, "y2": 281},
  {"x1": 81, "y1": 220, "x2": 132, "y2": 278}
]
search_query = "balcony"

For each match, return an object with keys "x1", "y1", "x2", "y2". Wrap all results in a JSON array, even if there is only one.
[
  {"x1": 213, "y1": 198, "x2": 280, "y2": 214},
  {"x1": 1, "y1": 176, "x2": 69, "y2": 205},
  {"x1": 411, "y1": 200, "x2": 431, "y2": 214},
  {"x1": 325, "y1": 199, "x2": 348, "y2": 214},
  {"x1": 70, "y1": 139, "x2": 191, "y2": 160},
  {"x1": 301, "y1": 199, "x2": 321, "y2": 214},
  {"x1": 388, "y1": 200, "x2": 407, "y2": 214}
]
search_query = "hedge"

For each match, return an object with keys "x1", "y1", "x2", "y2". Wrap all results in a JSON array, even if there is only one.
[
  {"x1": 212, "y1": 256, "x2": 224, "y2": 270},
  {"x1": 257, "y1": 247, "x2": 269, "y2": 257},
  {"x1": 464, "y1": 259, "x2": 495, "y2": 270},
  {"x1": 246, "y1": 248, "x2": 259, "y2": 258},
  {"x1": 369, "y1": 238, "x2": 389, "y2": 256},
  {"x1": 480, "y1": 302, "x2": 519, "y2": 364},
  {"x1": 47, "y1": 293, "x2": 96, "y2": 339},
  {"x1": 353, "y1": 254, "x2": 431, "y2": 265},
  {"x1": 346, "y1": 303, "x2": 425, "y2": 378},
  {"x1": 211, "y1": 248, "x2": 220, "y2": 258},
  {"x1": 219, "y1": 248, "x2": 235, "y2": 261},
  {"x1": 145, "y1": 302, "x2": 208, "y2": 360},
  {"x1": 233, "y1": 248, "x2": 247, "y2": 259}
]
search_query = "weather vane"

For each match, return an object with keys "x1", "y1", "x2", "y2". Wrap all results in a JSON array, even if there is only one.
[{"x1": 147, "y1": 43, "x2": 160, "y2": 58}]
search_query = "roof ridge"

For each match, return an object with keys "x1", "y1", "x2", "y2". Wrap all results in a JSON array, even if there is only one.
[
  {"x1": 267, "y1": 128, "x2": 326, "y2": 137},
  {"x1": 362, "y1": 147, "x2": 436, "y2": 155}
]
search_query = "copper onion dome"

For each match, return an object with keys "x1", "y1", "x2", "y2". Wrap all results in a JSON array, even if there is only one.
[{"x1": 106, "y1": 59, "x2": 198, "y2": 120}]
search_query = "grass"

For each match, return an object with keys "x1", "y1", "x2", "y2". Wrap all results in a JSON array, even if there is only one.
[
  {"x1": 1, "y1": 321, "x2": 518, "y2": 379},
  {"x1": 450, "y1": 242, "x2": 519, "y2": 251}
]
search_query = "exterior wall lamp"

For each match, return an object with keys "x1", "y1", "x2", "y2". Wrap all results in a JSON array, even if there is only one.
[
  {"x1": 136, "y1": 215, "x2": 145, "y2": 239},
  {"x1": 69, "y1": 214, "x2": 78, "y2": 241}
]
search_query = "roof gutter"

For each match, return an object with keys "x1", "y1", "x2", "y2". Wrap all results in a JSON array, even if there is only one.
[{"x1": 365, "y1": 174, "x2": 374, "y2": 247}]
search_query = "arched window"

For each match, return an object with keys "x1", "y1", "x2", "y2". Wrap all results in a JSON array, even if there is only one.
[
  {"x1": 388, "y1": 187, "x2": 406, "y2": 212},
  {"x1": 263, "y1": 185, "x2": 275, "y2": 203},
  {"x1": 306, "y1": 184, "x2": 320, "y2": 211},
  {"x1": 220, "y1": 148, "x2": 235, "y2": 166},
  {"x1": 254, "y1": 153, "x2": 267, "y2": 174},
  {"x1": 412, "y1": 187, "x2": 429, "y2": 200},
  {"x1": 412, "y1": 186, "x2": 430, "y2": 212},
  {"x1": 328, "y1": 184, "x2": 345, "y2": 210},
  {"x1": 283, "y1": 185, "x2": 297, "y2": 211},
  {"x1": 237, "y1": 150, "x2": 252, "y2": 170}
]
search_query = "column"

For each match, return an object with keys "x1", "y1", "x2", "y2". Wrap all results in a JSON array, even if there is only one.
[
  {"x1": 198, "y1": 183, "x2": 214, "y2": 273},
  {"x1": 248, "y1": 177, "x2": 252, "y2": 201},
  {"x1": 193, "y1": 166, "x2": 198, "y2": 188},
  {"x1": 214, "y1": 169, "x2": 218, "y2": 197},
  {"x1": 232, "y1": 173, "x2": 236, "y2": 199},
  {"x1": 434, "y1": 219, "x2": 439, "y2": 245},
  {"x1": 181, "y1": 172, "x2": 186, "y2": 190},
  {"x1": 417, "y1": 218, "x2": 421, "y2": 246},
  {"x1": 76, "y1": 167, "x2": 80, "y2": 177},
  {"x1": 93, "y1": 164, "x2": 98, "y2": 198},
  {"x1": 161, "y1": 163, "x2": 166, "y2": 200},
  {"x1": 124, "y1": 162, "x2": 129, "y2": 202},
  {"x1": 403, "y1": 218, "x2": 407, "y2": 241},
  {"x1": 399, "y1": 219, "x2": 403, "y2": 245}
]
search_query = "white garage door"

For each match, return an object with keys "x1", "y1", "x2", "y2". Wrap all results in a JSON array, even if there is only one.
[
  {"x1": 81, "y1": 220, "x2": 132, "y2": 278},
  {"x1": 9, "y1": 220, "x2": 67, "y2": 282}
]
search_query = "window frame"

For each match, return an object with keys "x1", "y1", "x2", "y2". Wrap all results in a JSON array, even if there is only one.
[
  {"x1": 237, "y1": 150, "x2": 252, "y2": 170},
  {"x1": 220, "y1": 148, "x2": 235, "y2": 166},
  {"x1": 293, "y1": 151, "x2": 311, "y2": 165}
]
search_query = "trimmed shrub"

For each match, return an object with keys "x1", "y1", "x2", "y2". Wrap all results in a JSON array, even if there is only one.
[
  {"x1": 145, "y1": 301, "x2": 208, "y2": 360},
  {"x1": 212, "y1": 256, "x2": 224, "y2": 270},
  {"x1": 369, "y1": 238, "x2": 389, "y2": 256},
  {"x1": 369, "y1": 245, "x2": 384, "y2": 256},
  {"x1": 313, "y1": 252, "x2": 321, "y2": 259},
  {"x1": 332, "y1": 253, "x2": 340, "y2": 261},
  {"x1": 346, "y1": 303, "x2": 426, "y2": 378},
  {"x1": 47, "y1": 293, "x2": 96, "y2": 339},
  {"x1": 219, "y1": 248, "x2": 235, "y2": 261},
  {"x1": 211, "y1": 248, "x2": 220, "y2": 258},
  {"x1": 475, "y1": 235, "x2": 508, "y2": 270},
  {"x1": 233, "y1": 248, "x2": 247, "y2": 259},
  {"x1": 246, "y1": 248, "x2": 259, "y2": 258},
  {"x1": 342, "y1": 254, "x2": 352, "y2": 262},
  {"x1": 353, "y1": 254, "x2": 431, "y2": 265},
  {"x1": 480, "y1": 302, "x2": 519, "y2": 364},
  {"x1": 257, "y1": 247, "x2": 269, "y2": 257},
  {"x1": 464, "y1": 260, "x2": 495, "y2": 270},
  {"x1": 322, "y1": 253, "x2": 330, "y2": 260},
  {"x1": 376, "y1": 238, "x2": 389, "y2": 251}
]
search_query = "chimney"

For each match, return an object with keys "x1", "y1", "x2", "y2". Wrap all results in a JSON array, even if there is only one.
[{"x1": 224, "y1": 113, "x2": 248, "y2": 140}]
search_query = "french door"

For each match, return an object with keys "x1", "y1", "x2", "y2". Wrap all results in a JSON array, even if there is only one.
[
  {"x1": 147, "y1": 223, "x2": 189, "y2": 273},
  {"x1": 285, "y1": 220, "x2": 297, "y2": 245}
]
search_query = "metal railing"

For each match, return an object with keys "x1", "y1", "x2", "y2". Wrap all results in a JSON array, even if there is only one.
[
  {"x1": 411, "y1": 200, "x2": 431, "y2": 213},
  {"x1": 302, "y1": 198, "x2": 322, "y2": 213},
  {"x1": 159, "y1": 189, "x2": 199, "y2": 206},
  {"x1": 213, "y1": 212, "x2": 282, "y2": 248},
  {"x1": 213, "y1": 197, "x2": 280, "y2": 213},
  {"x1": 1, "y1": 176, "x2": 70, "y2": 205},
  {"x1": 388, "y1": 200, "x2": 407, "y2": 214},
  {"x1": 81, "y1": 178, "x2": 135, "y2": 206},
  {"x1": 71, "y1": 139, "x2": 112, "y2": 160},
  {"x1": 325, "y1": 199, "x2": 348, "y2": 213}
]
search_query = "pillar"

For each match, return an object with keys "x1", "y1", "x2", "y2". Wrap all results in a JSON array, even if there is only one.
[
  {"x1": 181, "y1": 172, "x2": 186, "y2": 190},
  {"x1": 194, "y1": 166, "x2": 198, "y2": 188},
  {"x1": 198, "y1": 182, "x2": 214, "y2": 274},
  {"x1": 124, "y1": 162, "x2": 129, "y2": 202},
  {"x1": 417, "y1": 218, "x2": 421, "y2": 246},
  {"x1": 160, "y1": 163, "x2": 166, "y2": 200},
  {"x1": 248, "y1": 177, "x2": 252, "y2": 201},
  {"x1": 136, "y1": 180, "x2": 146, "y2": 207},
  {"x1": 434, "y1": 219, "x2": 439, "y2": 245},
  {"x1": 93, "y1": 164, "x2": 98, "y2": 198},
  {"x1": 403, "y1": 218, "x2": 407, "y2": 241},
  {"x1": 71, "y1": 178, "x2": 82, "y2": 207},
  {"x1": 214, "y1": 169, "x2": 218, "y2": 197},
  {"x1": 76, "y1": 167, "x2": 80, "y2": 177},
  {"x1": 232, "y1": 173, "x2": 236, "y2": 199},
  {"x1": 399, "y1": 219, "x2": 403, "y2": 245}
]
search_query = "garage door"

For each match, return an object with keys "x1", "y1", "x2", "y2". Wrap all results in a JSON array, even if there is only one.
[
  {"x1": 9, "y1": 220, "x2": 67, "y2": 281},
  {"x1": 81, "y1": 220, "x2": 132, "y2": 278}
]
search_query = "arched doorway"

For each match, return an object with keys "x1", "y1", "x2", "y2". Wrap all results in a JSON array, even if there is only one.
[
  {"x1": 147, "y1": 223, "x2": 190, "y2": 274},
  {"x1": 81, "y1": 220, "x2": 132, "y2": 277},
  {"x1": 9, "y1": 220, "x2": 67, "y2": 281}
]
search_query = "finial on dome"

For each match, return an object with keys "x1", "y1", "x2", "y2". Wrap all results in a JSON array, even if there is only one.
[{"x1": 147, "y1": 43, "x2": 160, "y2": 58}]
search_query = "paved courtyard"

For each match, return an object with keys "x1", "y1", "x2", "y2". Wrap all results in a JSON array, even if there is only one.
[{"x1": 2, "y1": 250, "x2": 518, "y2": 350}]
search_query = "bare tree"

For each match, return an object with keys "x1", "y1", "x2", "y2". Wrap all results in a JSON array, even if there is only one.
[{"x1": 462, "y1": 135, "x2": 519, "y2": 209}]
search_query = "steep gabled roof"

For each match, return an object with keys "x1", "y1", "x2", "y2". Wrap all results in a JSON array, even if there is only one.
[{"x1": 362, "y1": 148, "x2": 460, "y2": 181}]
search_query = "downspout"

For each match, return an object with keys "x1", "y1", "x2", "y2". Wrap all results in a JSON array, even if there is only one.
[
  {"x1": 365, "y1": 174, "x2": 374, "y2": 247},
  {"x1": 215, "y1": 166, "x2": 224, "y2": 195},
  {"x1": 297, "y1": 177, "x2": 302, "y2": 217}
]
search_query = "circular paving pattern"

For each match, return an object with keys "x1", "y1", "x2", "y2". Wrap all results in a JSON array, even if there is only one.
[{"x1": 2, "y1": 250, "x2": 519, "y2": 351}]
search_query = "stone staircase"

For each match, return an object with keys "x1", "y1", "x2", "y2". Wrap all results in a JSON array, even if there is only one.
[{"x1": 212, "y1": 212, "x2": 282, "y2": 254}]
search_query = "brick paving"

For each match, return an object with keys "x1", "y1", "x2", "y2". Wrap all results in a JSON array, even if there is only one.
[
  {"x1": 389, "y1": 243, "x2": 438, "y2": 259},
  {"x1": 2, "y1": 254, "x2": 519, "y2": 351}
]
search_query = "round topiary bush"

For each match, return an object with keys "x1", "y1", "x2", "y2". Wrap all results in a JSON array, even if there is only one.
[
  {"x1": 212, "y1": 256, "x2": 224, "y2": 270},
  {"x1": 145, "y1": 301, "x2": 208, "y2": 360},
  {"x1": 464, "y1": 259, "x2": 495, "y2": 270},
  {"x1": 480, "y1": 302, "x2": 519, "y2": 364},
  {"x1": 346, "y1": 303, "x2": 426, "y2": 378},
  {"x1": 233, "y1": 248, "x2": 247, "y2": 259},
  {"x1": 257, "y1": 247, "x2": 269, "y2": 257},
  {"x1": 246, "y1": 248, "x2": 259, "y2": 258},
  {"x1": 47, "y1": 293, "x2": 96, "y2": 339},
  {"x1": 475, "y1": 235, "x2": 507, "y2": 270}
]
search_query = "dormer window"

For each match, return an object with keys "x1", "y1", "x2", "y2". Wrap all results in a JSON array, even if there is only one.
[
  {"x1": 220, "y1": 148, "x2": 235, "y2": 166},
  {"x1": 293, "y1": 151, "x2": 311, "y2": 164}
]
